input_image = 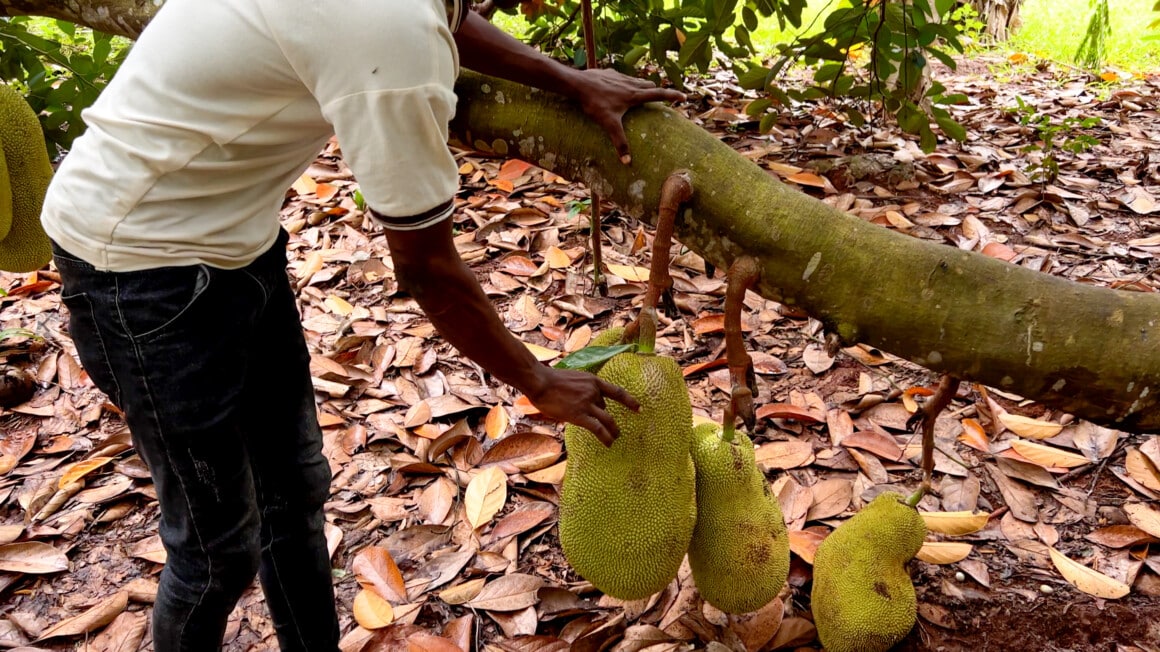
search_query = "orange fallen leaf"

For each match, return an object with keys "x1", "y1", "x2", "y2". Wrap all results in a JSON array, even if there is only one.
[
  {"x1": 58, "y1": 456, "x2": 114, "y2": 489},
  {"x1": 605, "y1": 264, "x2": 650, "y2": 283},
  {"x1": 484, "y1": 405, "x2": 510, "y2": 440},
  {"x1": 1000, "y1": 413, "x2": 1063, "y2": 440},
  {"x1": 786, "y1": 172, "x2": 827, "y2": 188},
  {"x1": 958, "y1": 418, "x2": 990, "y2": 453},
  {"x1": 523, "y1": 342, "x2": 560, "y2": 362},
  {"x1": 755, "y1": 403, "x2": 825, "y2": 424},
  {"x1": 352, "y1": 589, "x2": 395, "y2": 629}
]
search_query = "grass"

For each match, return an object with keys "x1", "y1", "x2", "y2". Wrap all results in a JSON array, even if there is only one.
[
  {"x1": 494, "y1": 0, "x2": 1160, "y2": 74},
  {"x1": 1009, "y1": 0, "x2": 1160, "y2": 73}
]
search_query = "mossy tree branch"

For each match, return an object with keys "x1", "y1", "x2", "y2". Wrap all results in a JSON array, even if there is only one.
[{"x1": 450, "y1": 72, "x2": 1160, "y2": 433}]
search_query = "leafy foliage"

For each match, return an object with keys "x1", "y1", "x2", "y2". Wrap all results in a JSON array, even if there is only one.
[
  {"x1": 1008, "y1": 96, "x2": 1102, "y2": 183},
  {"x1": 0, "y1": 17, "x2": 128, "y2": 156},
  {"x1": 504, "y1": 0, "x2": 969, "y2": 152},
  {"x1": 1074, "y1": 0, "x2": 1110, "y2": 68}
]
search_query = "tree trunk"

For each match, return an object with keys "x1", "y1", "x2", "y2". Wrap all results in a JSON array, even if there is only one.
[
  {"x1": 0, "y1": 0, "x2": 156, "y2": 37},
  {"x1": 5, "y1": 0, "x2": 1160, "y2": 433},
  {"x1": 965, "y1": 0, "x2": 1022, "y2": 41},
  {"x1": 450, "y1": 73, "x2": 1160, "y2": 433}
]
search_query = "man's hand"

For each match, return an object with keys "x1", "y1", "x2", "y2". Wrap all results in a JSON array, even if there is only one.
[
  {"x1": 523, "y1": 366, "x2": 641, "y2": 446},
  {"x1": 384, "y1": 218, "x2": 639, "y2": 448},
  {"x1": 571, "y1": 68, "x2": 685, "y2": 165},
  {"x1": 454, "y1": 13, "x2": 685, "y2": 164}
]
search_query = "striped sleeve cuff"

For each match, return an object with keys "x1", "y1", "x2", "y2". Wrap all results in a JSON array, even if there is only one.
[
  {"x1": 370, "y1": 198, "x2": 455, "y2": 231},
  {"x1": 446, "y1": 0, "x2": 466, "y2": 32}
]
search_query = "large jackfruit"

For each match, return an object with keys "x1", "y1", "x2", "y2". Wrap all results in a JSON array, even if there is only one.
[
  {"x1": 811, "y1": 492, "x2": 926, "y2": 652},
  {"x1": 0, "y1": 83, "x2": 53, "y2": 273},
  {"x1": 688, "y1": 422, "x2": 789, "y2": 614},
  {"x1": 559, "y1": 348, "x2": 697, "y2": 600}
]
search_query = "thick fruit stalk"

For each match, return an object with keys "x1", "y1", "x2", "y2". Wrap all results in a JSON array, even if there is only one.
[
  {"x1": 687, "y1": 420, "x2": 789, "y2": 614},
  {"x1": 811, "y1": 492, "x2": 927, "y2": 652},
  {"x1": 559, "y1": 309, "x2": 697, "y2": 600}
]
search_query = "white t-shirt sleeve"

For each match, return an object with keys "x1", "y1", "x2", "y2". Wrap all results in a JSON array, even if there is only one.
[
  {"x1": 266, "y1": 0, "x2": 462, "y2": 229},
  {"x1": 322, "y1": 85, "x2": 460, "y2": 230}
]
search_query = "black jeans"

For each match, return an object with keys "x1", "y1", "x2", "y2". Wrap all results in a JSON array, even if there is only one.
[{"x1": 52, "y1": 230, "x2": 338, "y2": 652}]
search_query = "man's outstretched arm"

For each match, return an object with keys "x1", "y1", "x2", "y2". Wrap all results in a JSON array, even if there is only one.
[
  {"x1": 452, "y1": 11, "x2": 684, "y2": 164},
  {"x1": 383, "y1": 217, "x2": 640, "y2": 446}
]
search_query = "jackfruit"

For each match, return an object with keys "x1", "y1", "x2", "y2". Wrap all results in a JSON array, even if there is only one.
[
  {"x1": 589, "y1": 326, "x2": 626, "y2": 348},
  {"x1": 559, "y1": 345, "x2": 697, "y2": 600},
  {"x1": 811, "y1": 491, "x2": 926, "y2": 652},
  {"x1": 0, "y1": 83, "x2": 53, "y2": 273},
  {"x1": 0, "y1": 138, "x2": 11, "y2": 241},
  {"x1": 688, "y1": 422, "x2": 789, "y2": 613}
]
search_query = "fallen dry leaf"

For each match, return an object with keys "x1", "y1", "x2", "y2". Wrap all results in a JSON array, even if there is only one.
[
  {"x1": 58, "y1": 456, "x2": 114, "y2": 488},
  {"x1": 88, "y1": 610, "x2": 147, "y2": 652},
  {"x1": 605, "y1": 264, "x2": 650, "y2": 282},
  {"x1": 754, "y1": 440, "x2": 815, "y2": 470},
  {"x1": 1000, "y1": 413, "x2": 1063, "y2": 440},
  {"x1": 353, "y1": 546, "x2": 408, "y2": 603},
  {"x1": 1125, "y1": 448, "x2": 1160, "y2": 492},
  {"x1": 465, "y1": 573, "x2": 543, "y2": 611},
  {"x1": 1047, "y1": 547, "x2": 1131, "y2": 599},
  {"x1": 438, "y1": 578, "x2": 487, "y2": 605},
  {"x1": 38, "y1": 591, "x2": 128, "y2": 641},
  {"x1": 920, "y1": 511, "x2": 990, "y2": 536},
  {"x1": 352, "y1": 589, "x2": 395, "y2": 629},
  {"x1": 806, "y1": 478, "x2": 853, "y2": 521},
  {"x1": 484, "y1": 405, "x2": 510, "y2": 440},
  {"x1": 1085, "y1": 525, "x2": 1160, "y2": 549},
  {"x1": 1009, "y1": 440, "x2": 1089, "y2": 469},
  {"x1": 916, "y1": 542, "x2": 973, "y2": 564},
  {"x1": 0, "y1": 542, "x2": 69, "y2": 574},
  {"x1": 464, "y1": 466, "x2": 508, "y2": 529},
  {"x1": 1123, "y1": 503, "x2": 1160, "y2": 539}
]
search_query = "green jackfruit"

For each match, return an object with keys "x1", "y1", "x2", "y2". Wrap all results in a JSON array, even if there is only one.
[
  {"x1": 0, "y1": 83, "x2": 53, "y2": 273},
  {"x1": 688, "y1": 422, "x2": 789, "y2": 614},
  {"x1": 589, "y1": 326, "x2": 626, "y2": 348},
  {"x1": 0, "y1": 136, "x2": 11, "y2": 241},
  {"x1": 559, "y1": 349, "x2": 697, "y2": 600},
  {"x1": 811, "y1": 491, "x2": 926, "y2": 652}
]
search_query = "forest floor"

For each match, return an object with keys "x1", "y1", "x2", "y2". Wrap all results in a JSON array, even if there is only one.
[{"x1": 2, "y1": 53, "x2": 1160, "y2": 652}]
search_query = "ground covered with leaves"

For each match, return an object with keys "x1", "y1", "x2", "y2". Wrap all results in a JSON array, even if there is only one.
[{"x1": 2, "y1": 53, "x2": 1160, "y2": 652}]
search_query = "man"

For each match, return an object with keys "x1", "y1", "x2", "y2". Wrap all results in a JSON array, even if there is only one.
[{"x1": 40, "y1": 0, "x2": 683, "y2": 649}]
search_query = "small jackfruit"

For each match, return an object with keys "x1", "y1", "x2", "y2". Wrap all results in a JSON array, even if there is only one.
[
  {"x1": 811, "y1": 491, "x2": 926, "y2": 652},
  {"x1": 0, "y1": 83, "x2": 53, "y2": 273},
  {"x1": 688, "y1": 422, "x2": 789, "y2": 614},
  {"x1": 559, "y1": 349, "x2": 697, "y2": 600}
]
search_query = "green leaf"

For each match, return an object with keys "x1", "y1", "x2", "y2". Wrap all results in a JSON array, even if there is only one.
[
  {"x1": 919, "y1": 123, "x2": 938, "y2": 153},
  {"x1": 759, "y1": 112, "x2": 779, "y2": 134},
  {"x1": 554, "y1": 344, "x2": 638, "y2": 371},
  {"x1": 0, "y1": 328, "x2": 39, "y2": 342},
  {"x1": 744, "y1": 97, "x2": 772, "y2": 117},
  {"x1": 935, "y1": 114, "x2": 967, "y2": 141},
  {"x1": 742, "y1": 6, "x2": 758, "y2": 30}
]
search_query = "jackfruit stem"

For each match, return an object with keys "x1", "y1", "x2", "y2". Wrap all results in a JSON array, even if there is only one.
[
  {"x1": 642, "y1": 171, "x2": 692, "y2": 316},
  {"x1": 589, "y1": 191, "x2": 607, "y2": 297},
  {"x1": 905, "y1": 374, "x2": 962, "y2": 496},
  {"x1": 721, "y1": 398, "x2": 737, "y2": 444},
  {"x1": 637, "y1": 306, "x2": 657, "y2": 354},
  {"x1": 904, "y1": 487, "x2": 924, "y2": 507},
  {"x1": 725, "y1": 256, "x2": 760, "y2": 431}
]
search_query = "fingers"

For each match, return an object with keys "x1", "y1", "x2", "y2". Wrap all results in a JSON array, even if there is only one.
[
  {"x1": 601, "y1": 117, "x2": 632, "y2": 165},
  {"x1": 599, "y1": 378, "x2": 641, "y2": 412},
  {"x1": 581, "y1": 410, "x2": 619, "y2": 447},
  {"x1": 636, "y1": 87, "x2": 687, "y2": 105}
]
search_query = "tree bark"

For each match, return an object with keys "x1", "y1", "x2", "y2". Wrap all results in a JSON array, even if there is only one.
[
  {"x1": 1, "y1": 0, "x2": 154, "y2": 38},
  {"x1": 5, "y1": 0, "x2": 1160, "y2": 433},
  {"x1": 965, "y1": 0, "x2": 1022, "y2": 41},
  {"x1": 450, "y1": 73, "x2": 1160, "y2": 433}
]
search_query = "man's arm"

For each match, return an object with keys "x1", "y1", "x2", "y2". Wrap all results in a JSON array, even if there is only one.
[
  {"x1": 452, "y1": 11, "x2": 684, "y2": 164},
  {"x1": 383, "y1": 218, "x2": 640, "y2": 446}
]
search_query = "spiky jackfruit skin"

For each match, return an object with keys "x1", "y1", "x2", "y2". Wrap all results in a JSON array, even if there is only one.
[
  {"x1": 0, "y1": 83, "x2": 53, "y2": 273},
  {"x1": 589, "y1": 326, "x2": 626, "y2": 348},
  {"x1": 559, "y1": 351, "x2": 697, "y2": 600},
  {"x1": 688, "y1": 422, "x2": 789, "y2": 614},
  {"x1": 0, "y1": 137, "x2": 11, "y2": 241},
  {"x1": 811, "y1": 492, "x2": 926, "y2": 652}
]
